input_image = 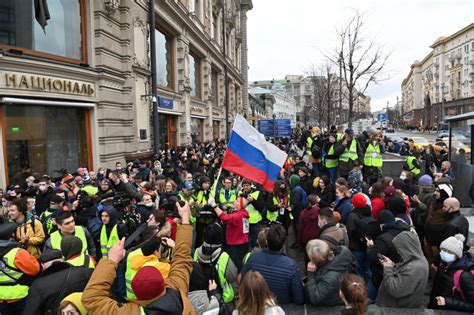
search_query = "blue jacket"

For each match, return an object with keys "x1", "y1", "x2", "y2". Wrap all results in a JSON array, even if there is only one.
[
  {"x1": 335, "y1": 197, "x2": 352, "y2": 224},
  {"x1": 241, "y1": 249, "x2": 304, "y2": 305}
]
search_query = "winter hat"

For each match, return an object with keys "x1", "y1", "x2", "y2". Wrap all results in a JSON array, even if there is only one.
[
  {"x1": 437, "y1": 183, "x2": 453, "y2": 202},
  {"x1": 383, "y1": 186, "x2": 396, "y2": 203},
  {"x1": 290, "y1": 175, "x2": 300, "y2": 189},
  {"x1": 62, "y1": 292, "x2": 87, "y2": 315},
  {"x1": 39, "y1": 249, "x2": 63, "y2": 263},
  {"x1": 100, "y1": 179, "x2": 112, "y2": 186},
  {"x1": 131, "y1": 266, "x2": 165, "y2": 300},
  {"x1": 203, "y1": 223, "x2": 223, "y2": 246},
  {"x1": 440, "y1": 234, "x2": 465, "y2": 259},
  {"x1": 50, "y1": 195, "x2": 65, "y2": 205},
  {"x1": 387, "y1": 197, "x2": 406, "y2": 215},
  {"x1": 418, "y1": 175, "x2": 433, "y2": 186},
  {"x1": 61, "y1": 235, "x2": 83, "y2": 260},
  {"x1": 345, "y1": 128, "x2": 354, "y2": 136},
  {"x1": 352, "y1": 193, "x2": 367, "y2": 208},
  {"x1": 377, "y1": 210, "x2": 395, "y2": 225},
  {"x1": 183, "y1": 182, "x2": 194, "y2": 190},
  {"x1": 313, "y1": 177, "x2": 320, "y2": 188}
]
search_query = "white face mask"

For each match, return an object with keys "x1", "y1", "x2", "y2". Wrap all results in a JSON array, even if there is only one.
[
  {"x1": 39, "y1": 186, "x2": 47, "y2": 192},
  {"x1": 440, "y1": 250, "x2": 456, "y2": 263},
  {"x1": 145, "y1": 202, "x2": 154, "y2": 208},
  {"x1": 400, "y1": 175, "x2": 407, "y2": 181}
]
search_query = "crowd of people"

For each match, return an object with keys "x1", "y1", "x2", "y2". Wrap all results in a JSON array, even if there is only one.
[{"x1": 0, "y1": 124, "x2": 473, "y2": 314}]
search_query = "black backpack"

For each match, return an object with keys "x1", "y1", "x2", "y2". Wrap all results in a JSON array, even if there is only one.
[{"x1": 354, "y1": 212, "x2": 381, "y2": 246}]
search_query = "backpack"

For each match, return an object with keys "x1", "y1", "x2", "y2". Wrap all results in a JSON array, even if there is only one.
[
  {"x1": 452, "y1": 266, "x2": 474, "y2": 301},
  {"x1": 354, "y1": 212, "x2": 381, "y2": 245},
  {"x1": 293, "y1": 186, "x2": 307, "y2": 208}
]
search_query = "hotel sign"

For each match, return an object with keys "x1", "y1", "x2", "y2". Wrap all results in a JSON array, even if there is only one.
[{"x1": 0, "y1": 72, "x2": 95, "y2": 97}]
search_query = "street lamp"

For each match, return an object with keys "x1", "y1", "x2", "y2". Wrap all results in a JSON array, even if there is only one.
[{"x1": 441, "y1": 82, "x2": 446, "y2": 124}]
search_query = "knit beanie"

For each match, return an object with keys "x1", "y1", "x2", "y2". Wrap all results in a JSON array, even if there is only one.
[
  {"x1": 440, "y1": 234, "x2": 465, "y2": 259},
  {"x1": 61, "y1": 292, "x2": 87, "y2": 315},
  {"x1": 290, "y1": 175, "x2": 300, "y2": 189},
  {"x1": 203, "y1": 223, "x2": 223, "y2": 246},
  {"x1": 437, "y1": 183, "x2": 453, "y2": 202},
  {"x1": 60, "y1": 235, "x2": 83, "y2": 260},
  {"x1": 387, "y1": 197, "x2": 406, "y2": 215},
  {"x1": 418, "y1": 175, "x2": 433, "y2": 186},
  {"x1": 377, "y1": 210, "x2": 395, "y2": 225},
  {"x1": 131, "y1": 266, "x2": 165, "y2": 300},
  {"x1": 352, "y1": 193, "x2": 367, "y2": 208}
]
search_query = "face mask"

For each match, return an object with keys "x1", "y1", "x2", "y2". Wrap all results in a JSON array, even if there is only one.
[
  {"x1": 1, "y1": 201, "x2": 7, "y2": 208},
  {"x1": 440, "y1": 251, "x2": 456, "y2": 263},
  {"x1": 39, "y1": 186, "x2": 47, "y2": 192},
  {"x1": 145, "y1": 202, "x2": 154, "y2": 207},
  {"x1": 400, "y1": 175, "x2": 407, "y2": 181}
]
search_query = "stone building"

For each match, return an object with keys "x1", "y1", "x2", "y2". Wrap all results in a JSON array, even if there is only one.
[{"x1": 0, "y1": 0, "x2": 252, "y2": 187}]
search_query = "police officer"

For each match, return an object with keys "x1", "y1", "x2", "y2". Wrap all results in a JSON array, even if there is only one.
[{"x1": 239, "y1": 179, "x2": 265, "y2": 248}]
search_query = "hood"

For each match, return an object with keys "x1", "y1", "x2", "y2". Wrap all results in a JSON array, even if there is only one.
[
  {"x1": 382, "y1": 220, "x2": 410, "y2": 232},
  {"x1": 61, "y1": 235, "x2": 83, "y2": 260},
  {"x1": 130, "y1": 255, "x2": 170, "y2": 279},
  {"x1": 196, "y1": 243, "x2": 222, "y2": 263},
  {"x1": 392, "y1": 231, "x2": 424, "y2": 263},
  {"x1": 321, "y1": 246, "x2": 356, "y2": 273},
  {"x1": 353, "y1": 206, "x2": 371, "y2": 217},
  {"x1": 101, "y1": 204, "x2": 119, "y2": 226},
  {"x1": 305, "y1": 206, "x2": 319, "y2": 220}
]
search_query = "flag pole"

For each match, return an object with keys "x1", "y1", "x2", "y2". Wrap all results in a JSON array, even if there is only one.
[{"x1": 210, "y1": 166, "x2": 223, "y2": 199}]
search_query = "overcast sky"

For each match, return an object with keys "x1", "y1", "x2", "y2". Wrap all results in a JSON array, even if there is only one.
[{"x1": 247, "y1": 0, "x2": 474, "y2": 112}]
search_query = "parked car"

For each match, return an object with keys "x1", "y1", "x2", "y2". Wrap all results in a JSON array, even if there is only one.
[
  {"x1": 436, "y1": 130, "x2": 449, "y2": 138},
  {"x1": 433, "y1": 140, "x2": 471, "y2": 155},
  {"x1": 387, "y1": 134, "x2": 404, "y2": 144},
  {"x1": 409, "y1": 137, "x2": 431, "y2": 152}
]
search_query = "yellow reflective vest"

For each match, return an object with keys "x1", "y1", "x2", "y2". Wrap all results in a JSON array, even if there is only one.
[
  {"x1": 100, "y1": 224, "x2": 120, "y2": 259},
  {"x1": 50, "y1": 226, "x2": 88, "y2": 255},
  {"x1": 0, "y1": 248, "x2": 30, "y2": 300},
  {"x1": 339, "y1": 139, "x2": 358, "y2": 163},
  {"x1": 364, "y1": 143, "x2": 383, "y2": 167}
]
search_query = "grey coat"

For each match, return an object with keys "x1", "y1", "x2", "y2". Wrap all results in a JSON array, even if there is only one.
[{"x1": 376, "y1": 231, "x2": 429, "y2": 308}]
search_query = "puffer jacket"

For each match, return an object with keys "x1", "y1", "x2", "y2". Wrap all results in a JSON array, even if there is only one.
[
  {"x1": 444, "y1": 267, "x2": 474, "y2": 312},
  {"x1": 334, "y1": 197, "x2": 352, "y2": 224},
  {"x1": 306, "y1": 246, "x2": 357, "y2": 306},
  {"x1": 14, "y1": 215, "x2": 45, "y2": 258},
  {"x1": 428, "y1": 254, "x2": 474, "y2": 310},
  {"x1": 82, "y1": 224, "x2": 195, "y2": 315},
  {"x1": 376, "y1": 231, "x2": 429, "y2": 308}
]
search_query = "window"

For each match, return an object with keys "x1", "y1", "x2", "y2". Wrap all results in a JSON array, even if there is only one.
[
  {"x1": 4, "y1": 104, "x2": 89, "y2": 183},
  {"x1": 188, "y1": 52, "x2": 201, "y2": 98},
  {"x1": 0, "y1": 0, "x2": 86, "y2": 63},
  {"x1": 212, "y1": 13, "x2": 218, "y2": 39},
  {"x1": 191, "y1": 118, "x2": 203, "y2": 143},
  {"x1": 155, "y1": 28, "x2": 173, "y2": 89},
  {"x1": 211, "y1": 68, "x2": 219, "y2": 104}
]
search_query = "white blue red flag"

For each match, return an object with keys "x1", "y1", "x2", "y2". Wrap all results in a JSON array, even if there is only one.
[{"x1": 222, "y1": 115, "x2": 288, "y2": 191}]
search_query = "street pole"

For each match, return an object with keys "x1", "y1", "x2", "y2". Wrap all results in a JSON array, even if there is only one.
[
  {"x1": 222, "y1": 1, "x2": 230, "y2": 139},
  {"x1": 396, "y1": 96, "x2": 399, "y2": 130},
  {"x1": 339, "y1": 52, "x2": 343, "y2": 125},
  {"x1": 272, "y1": 114, "x2": 276, "y2": 138},
  {"x1": 149, "y1": 0, "x2": 160, "y2": 157}
]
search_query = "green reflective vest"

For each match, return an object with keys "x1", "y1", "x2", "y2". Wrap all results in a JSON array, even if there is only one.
[
  {"x1": 339, "y1": 139, "x2": 358, "y2": 163},
  {"x1": 242, "y1": 252, "x2": 252, "y2": 265},
  {"x1": 239, "y1": 191, "x2": 262, "y2": 224},
  {"x1": 218, "y1": 188, "x2": 237, "y2": 208},
  {"x1": 336, "y1": 133, "x2": 344, "y2": 141},
  {"x1": 324, "y1": 145, "x2": 338, "y2": 168},
  {"x1": 81, "y1": 185, "x2": 99, "y2": 196},
  {"x1": 0, "y1": 247, "x2": 30, "y2": 300},
  {"x1": 364, "y1": 143, "x2": 383, "y2": 167},
  {"x1": 50, "y1": 226, "x2": 88, "y2": 255},
  {"x1": 193, "y1": 251, "x2": 234, "y2": 303},
  {"x1": 267, "y1": 195, "x2": 292, "y2": 222},
  {"x1": 40, "y1": 209, "x2": 55, "y2": 235},
  {"x1": 68, "y1": 253, "x2": 95, "y2": 269},
  {"x1": 100, "y1": 224, "x2": 120, "y2": 259},
  {"x1": 406, "y1": 156, "x2": 421, "y2": 175},
  {"x1": 306, "y1": 136, "x2": 314, "y2": 156},
  {"x1": 178, "y1": 192, "x2": 196, "y2": 224},
  {"x1": 125, "y1": 248, "x2": 143, "y2": 299}
]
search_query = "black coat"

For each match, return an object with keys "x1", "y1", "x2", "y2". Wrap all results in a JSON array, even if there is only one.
[
  {"x1": 22, "y1": 262, "x2": 93, "y2": 315},
  {"x1": 316, "y1": 186, "x2": 335, "y2": 208},
  {"x1": 429, "y1": 255, "x2": 474, "y2": 311},
  {"x1": 35, "y1": 187, "x2": 55, "y2": 216},
  {"x1": 367, "y1": 220, "x2": 410, "y2": 287}
]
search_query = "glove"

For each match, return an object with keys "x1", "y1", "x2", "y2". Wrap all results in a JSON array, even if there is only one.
[{"x1": 208, "y1": 198, "x2": 217, "y2": 208}]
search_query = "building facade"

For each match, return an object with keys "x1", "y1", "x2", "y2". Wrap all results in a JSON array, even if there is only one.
[
  {"x1": 0, "y1": 0, "x2": 252, "y2": 187},
  {"x1": 402, "y1": 23, "x2": 474, "y2": 128}
]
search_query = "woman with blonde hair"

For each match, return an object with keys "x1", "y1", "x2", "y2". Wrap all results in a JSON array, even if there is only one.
[{"x1": 233, "y1": 270, "x2": 285, "y2": 315}]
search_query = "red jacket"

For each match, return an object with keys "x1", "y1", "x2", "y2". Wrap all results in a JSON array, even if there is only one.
[
  {"x1": 371, "y1": 197, "x2": 385, "y2": 220},
  {"x1": 298, "y1": 206, "x2": 320, "y2": 246},
  {"x1": 219, "y1": 209, "x2": 249, "y2": 246}
]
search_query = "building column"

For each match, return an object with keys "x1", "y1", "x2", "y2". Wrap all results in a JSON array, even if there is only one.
[
  {"x1": 240, "y1": 1, "x2": 252, "y2": 117},
  {"x1": 203, "y1": 55, "x2": 214, "y2": 141},
  {"x1": 177, "y1": 35, "x2": 192, "y2": 144}
]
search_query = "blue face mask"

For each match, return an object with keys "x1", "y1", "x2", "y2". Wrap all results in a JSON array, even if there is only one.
[{"x1": 440, "y1": 251, "x2": 456, "y2": 263}]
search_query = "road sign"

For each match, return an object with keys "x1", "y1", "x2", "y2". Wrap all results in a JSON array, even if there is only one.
[
  {"x1": 257, "y1": 119, "x2": 292, "y2": 137},
  {"x1": 377, "y1": 113, "x2": 387, "y2": 122},
  {"x1": 404, "y1": 115, "x2": 412, "y2": 121}
]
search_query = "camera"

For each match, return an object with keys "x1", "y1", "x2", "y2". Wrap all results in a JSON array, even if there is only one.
[
  {"x1": 160, "y1": 196, "x2": 185, "y2": 218},
  {"x1": 113, "y1": 191, "x2": 132, "y2": 210}
]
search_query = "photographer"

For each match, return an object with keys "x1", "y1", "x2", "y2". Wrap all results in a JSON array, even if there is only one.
[{"x1": 108, "y1": 171, "x2": 143, "y2": 201}]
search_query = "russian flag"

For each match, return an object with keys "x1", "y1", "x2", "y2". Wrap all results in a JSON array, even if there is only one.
[{"x1": 222, "y1": 115, "x2": 288, "y2": 191}]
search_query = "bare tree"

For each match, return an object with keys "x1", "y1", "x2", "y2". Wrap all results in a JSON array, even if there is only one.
[{"x1": 328, "y1": 11, "x2": 391, "y2": 127}]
